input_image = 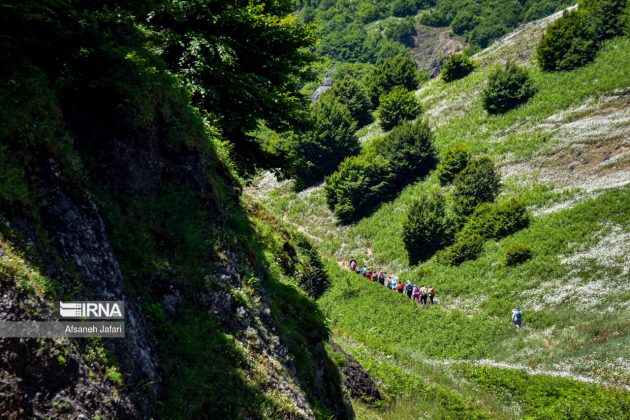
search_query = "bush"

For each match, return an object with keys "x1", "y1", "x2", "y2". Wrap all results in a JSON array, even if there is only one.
[
  {"x1": 536, "y1": 10, "x2": 599, "y2": 71},
  {"x1": 458, "y1": 197, "x2": 530, "y2": 240},
  {"x1": 374, "y1": 119, "x2": 437, "y2": 184},
  {"x1": 586, "y1": 0, "x2": 627, "y2": 40},
  {"x1": 295, "y1": 242, "x2": 331, "y2": 299},
  {"x1": 441, "y1": 54, "x2": 475, "y2": 82},
  {"x1": 390, "y1": 0, "x2": 420, "y2": 17},
  {"x1": 481, "y1": 62, "x2": 536, "y2": 114},
  {"x1": 537, "y1": 0, "x2": 627, "y2": 71},
  {"x1": 378, "y1": 86, "x2": 421, "y2": 130},
  {"x1": 437, "y1": 234, "x2": 485, "y2": 266},
  {"x1": 368, "y1": 54, "x2": 420, "y2": 105},
  {"x1": 329, "y1": 75, "x2": 373, "y2": 127},
  {"x1": 437, "y1": 144, "x2": 470, "y2": 185},
  {"x1": 324, "y1": 156, "x2": 393, "y2": 224},
  {"x1": 325, "y1": 120, "x2": 436, "y2": 222},
  {"x1": 453, "y1": 157, "x2": 501, "y2": 217},
  {"x1": 288, "y1": 93, "x2": 359, "y2": 189},
  {"x1": 403, "y1": 192, "x2": 452, "y2": 264},
  {"x1": 505, "y1": 243, "x2": 533, "y2": 266}
]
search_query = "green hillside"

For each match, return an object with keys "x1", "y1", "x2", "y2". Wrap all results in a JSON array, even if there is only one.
[
  {"x1": 249, "y1": 4, "x2": 630, "y2": 417},
  {"x1": 2, "y1": 0, "x2": 629, "y2": 418}
]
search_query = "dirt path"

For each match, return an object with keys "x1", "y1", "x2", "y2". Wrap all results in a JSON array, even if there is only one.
[{"x1": 336, "y1": 333, "x2": 630, "y2": 392}]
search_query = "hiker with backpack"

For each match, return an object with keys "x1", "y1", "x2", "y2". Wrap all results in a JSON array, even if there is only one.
[
  {"x1": 412, "y1": 285, "x2": 420, "y2": 303},
  {"x1": 512, "y1": 308, "x2": 523, "y2": 329},
  {"x1": 389, "y1": 277, "x2": 397, "y2": 290},
  {"x1": 428, "y1": 286, "x2": 435, "y2": 304},
  {"x1": 396, "y1": 280, "x2": 404, "y2": 293},
  {"x1": 405, "y1": 281, "x2": 413, "y2": 298},
  {"x1": 419, "y1": 286, "x2": 428, "y2": 305},
  {"x1": 360, "y1": 265, "x2": 367, "y2": 276},
  {"x1": 366, "y1": 268, "x2": 372, "y2": 280}
]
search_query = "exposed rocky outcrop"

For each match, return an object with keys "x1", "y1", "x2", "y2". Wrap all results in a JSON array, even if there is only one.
[
  {"x1": 331, "y1": 342, "x2": 381, "y2": 403},
  {"x1": 311, "y1": 70, "x2": 334, "y2": 103},
  {"x1": 409, "y1": 24, "x2": 465, "y2": 78}
]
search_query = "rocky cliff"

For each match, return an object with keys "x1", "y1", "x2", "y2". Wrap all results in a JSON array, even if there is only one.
[{"x1": 0, "y1": 28, "x2": 354, "y2": 420}]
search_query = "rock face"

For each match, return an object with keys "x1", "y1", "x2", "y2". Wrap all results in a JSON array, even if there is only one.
[
  {"x1": 409, "y1": 24, "x2": 465, "y2": 78},
  {"x1": 0, "y1": 103, "x2": 352, "y2": 417},
  {"x1": 311, "y1": 70, "x2": 334, "y2": 103},
  {"x1": 331, "y1": 342, "x2": 381, "y2": 403}
]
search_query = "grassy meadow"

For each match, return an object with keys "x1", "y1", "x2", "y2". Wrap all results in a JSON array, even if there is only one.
[{"x1": 247, "y1": 21, "x2": 630, "y2": 419}]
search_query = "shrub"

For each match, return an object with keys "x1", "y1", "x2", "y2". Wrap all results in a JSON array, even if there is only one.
[
  {"x1": 453, "y1": 157, "x2": 501, "y2": 217},
  {"x1": 378, "y1": 86, "x2": 421, "y2": 130},
  {"x1": 437, "y1": 234, "x2": 485, "y2": 266},
  {"x1": 451, "y1": 12, "x2": 479, "y2": 35},
  {"x1": 481, "y1": 62, "x2": 536, "y2": 114},
  {"x1": 288, "y1": 93, "x2": 359, "y2": 189},
  {"x1": 537, "y1": 0, "x2": 627, "y2": 71},
  {"x1": 295, "y1": 242, "x2": 331, "y2": 299},
  {"x1": 403, "y1": 192, "x2": 452, "y2": 264},
  {"x1": 441, "y1": 54, "x2": 475, "y2": 82},
  {"x1": 586, "y1": 0, "x2": 627, "y2": 40},
  {"x1": 458, "y1": 197, "x2": 530, "y2": 240},
  {"x1": 536, "y1": 10, "x2": 599, "y2": 71},
  {"x1": 325, "y1": 120, "x2": 436, "y2": 222},
  {"x1": 374, "y1": 119, "x2": 437, "y2": 184},
  {"x1": 324, "y1": 156, "x2": 393, "y2": 223},
  {"x1": 368, "y1": 54, "x2": 420, "y2": 105},
  {"x1": 437, "y1": 144, "x2": 470, "y2": 185},
  {"x1": 329, "y1": 75, "x2": 373, "y2": 127},
  {"x1": 391, "y1": 0, "x2": 420, "y2": 17},
  {"x1": 505, "y1": 243, "x2": 533, "y2": 266}
]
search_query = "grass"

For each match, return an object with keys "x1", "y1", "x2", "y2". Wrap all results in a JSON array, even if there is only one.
[{"x1": 248, "y1": 25, "x2": 630, "y2": 419}]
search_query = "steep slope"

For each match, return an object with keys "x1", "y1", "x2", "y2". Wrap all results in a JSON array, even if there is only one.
[
  {"x1": 0, "y1": 3, "x2": 354, "y2": 419},
  {"x1": 248, "y1": 8, "x2": 630, "y2": 417}
]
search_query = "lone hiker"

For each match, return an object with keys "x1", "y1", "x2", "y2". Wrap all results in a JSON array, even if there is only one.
[{"x1": 511, "y1": 308, "x2": 523, "y2": 329}]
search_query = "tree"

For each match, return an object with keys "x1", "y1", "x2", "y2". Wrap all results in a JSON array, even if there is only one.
[
  {"x1": 368, "y1": 53, "x2": 420, "y2": 105},
  {"x1": 403, "y1": 192, "x2": 451, "y2": 264},
  {"x1": 537, "y1": 0, "x2": 627, "y2": 72},
  {"x1": 391, "y1": 0, "x2": 420, "y2": 17},
  {"x1": 451, "y1": 12, "x2": 479, "y2": 35},
  {"x1": 536, "y1": 10, "x2": 598, "y2": 71},
  {"x1": 482, "y1": 62, "x2": 536, "y2": 114},
  {"x1": 324, "y1": 119, "x2": 436, "y2": 223},
  {"x1": 378, "y1": 86, "x2": 421, "y2": 130},
  {"x1": 441, "y1": 54, "x2": 475, "y2": 82},
  {"x1": 288, "y1": 93, "x2": 359, "y2": 189},
  {"x1": 324, "y1": 156, "x2": 393, "y2": 223},
  {"x1": 436, "y1": 144, "x2": 470, "y2": 185},
  {"x1": 377, "y1": 120, "x2": 437, "y2": 184},
  {"x1": 329, "y1": 76, "x2": 373, "y2": 127},
  {"x1": 149, "y1": 0, "x2": 316, "y2": 170},
  {"x1": 453, "y1": 157, "x2": 501, "y2": 217}
]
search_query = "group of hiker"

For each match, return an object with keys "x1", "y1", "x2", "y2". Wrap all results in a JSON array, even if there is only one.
[
  {"x1": 348, "y1": 257, "x2": 525, "y2": 329},
  {"x1": 348, "y1": 257, "x2": 436, "y2": 305}
]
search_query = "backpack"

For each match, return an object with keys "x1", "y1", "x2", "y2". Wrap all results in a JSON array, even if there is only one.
[
  {"x1": 515, "y1": 310, "x2": 522, "y2": 321},
  {"x1": 428, "y1": 287, "x2": 435, "y2": 296},
  {"x1": 405, "y1": 283, "x2": 412, "y2": 292}
]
